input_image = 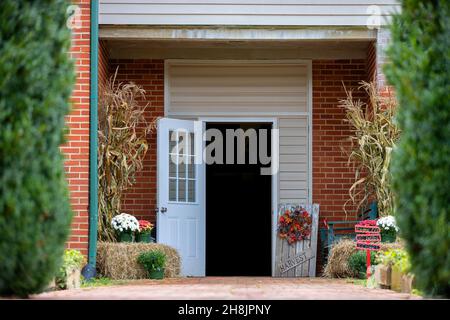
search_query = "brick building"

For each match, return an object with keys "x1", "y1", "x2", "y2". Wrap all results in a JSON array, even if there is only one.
[{"x1": 66, "y1": 0, "x2": 395, "y2": 276}]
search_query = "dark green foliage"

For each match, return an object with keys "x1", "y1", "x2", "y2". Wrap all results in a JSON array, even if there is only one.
[
  {"x1": 137, "y1": 250, "x2": 166, "y2": 273},
  {"x1": 348, "y1": 251, "x2": 377, "y2": 279},
  {"x1": 0, "y1": 1, "x2": 74, "y2": 296},
  {"x1": 385, "y1": 0, "x2": 450, "y2": 297}
]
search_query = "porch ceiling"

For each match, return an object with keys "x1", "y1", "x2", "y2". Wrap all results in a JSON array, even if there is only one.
[{"x1": 104, "y1": 39, "x2": 372, "y2": 60}]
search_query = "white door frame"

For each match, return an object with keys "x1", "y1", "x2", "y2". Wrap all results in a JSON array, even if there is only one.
[{"x1": 198, "y1": 117, "x2": 278, "y2": 276}]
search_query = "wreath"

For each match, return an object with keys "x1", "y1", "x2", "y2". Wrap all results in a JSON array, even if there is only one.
[{"x1": 277, "y1": 206, "x2": 312, "y2": 245}]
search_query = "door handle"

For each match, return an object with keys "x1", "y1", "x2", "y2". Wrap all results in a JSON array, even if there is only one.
[{"x1": 161, "y1": 207, "x2": 167, "y2": 214}]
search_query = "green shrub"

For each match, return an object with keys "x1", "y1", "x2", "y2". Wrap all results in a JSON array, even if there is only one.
[
  {"x1": 55, "y1": 250, "x2": 86, "y2": 289},
  {"x1": 385, "y1": 0, "x2": 450, "y2": 297},
  {"x1": 376, "y1": 248, "x2": 411, "y2": 274},
  {"x1": 348, "y1": 251, "x2": 377, "y2": 279},
  {"x1": 62, "y1": 249, "x2": 86, "y2": 270},
  {"x1": 137, "y1": 250, "x2": 166, "y2": 273},
  {"x1": 0, "y1": 0, "x2": 74, "y2": 297},
  {"x1": 394, "y1": 252, "x2": 411, "y2": 275}
]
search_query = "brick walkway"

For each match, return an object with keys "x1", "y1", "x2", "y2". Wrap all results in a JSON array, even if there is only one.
[{"x1": 33, "y1": 277, "x2": 421, "y2": 300}]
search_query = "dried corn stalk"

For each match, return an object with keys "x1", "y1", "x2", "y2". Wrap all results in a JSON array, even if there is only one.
[
  {"x1": 341, "y1": 81, "x2": 400, "y2": 217},
  {"x1": 98, "y1": 69, "x2": 157, "y2": 241}
]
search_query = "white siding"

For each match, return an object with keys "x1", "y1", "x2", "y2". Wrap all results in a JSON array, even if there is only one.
[
  {"x1": 167, "y1": 62, "x2": 308, "y2": 115},
  {"x1": 279, "y1": 117, "x2": 309, "y2": 204},
  {"x1": 100, "y1": 0, "x2": 400, "y2": 26},
  {"x1": 166, "y1": 61, "x2": 311, "y2": 206}
]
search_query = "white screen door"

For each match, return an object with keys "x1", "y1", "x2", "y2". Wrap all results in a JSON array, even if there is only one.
[{"x1": 157, "y1": 118, "x2": 205, "y2": 276}]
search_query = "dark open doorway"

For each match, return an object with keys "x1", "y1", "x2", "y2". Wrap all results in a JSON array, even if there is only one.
[{"x1": 205, "y1": 122, "x2": 272, "y2": 276}]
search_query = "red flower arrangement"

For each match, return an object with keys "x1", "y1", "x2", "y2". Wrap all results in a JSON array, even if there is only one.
[
  {"x1": 138, "y1": 220, "x2": 154, "y2": 233},
  {"x1": 277, "y1": 206, "x2": 312, "y2": 245}
]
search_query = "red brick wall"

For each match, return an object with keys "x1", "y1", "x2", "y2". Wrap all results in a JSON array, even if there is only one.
[
  {"x1": 376, "y1": 29, "x2": 395, "y2": 97},
  {"x1": 312, "y1": 59, "x2": 369, "y2": 271},
  {"x1": 108, "y1": 59, "x2": 165, "y2": 223},
  {"x1": 63, "y1": 0, "x2": 91, "y2": 256},
  {"x1": 367, "y1": 42, "x2": 377, "y2": 84},
  {"x1": 98, "y1": 40, "x2": 110, "y2": 91},
  {"x1": 376, "y1": 28, "x2": 391, "y2": 90}
]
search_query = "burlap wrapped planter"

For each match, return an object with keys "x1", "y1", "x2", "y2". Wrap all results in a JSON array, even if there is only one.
[
  {"x1": 390, "y1": 266, "x2": 403, "y2": 292},
  {"x1": 401, "y1": 274, "x2": 415, "y2": 293},
  {"x1": 374, "y1": 264, "x2": 391, "y2": 288},
  {"x1": 97, "y1": 242, "x2": 181, "y2": 279}
]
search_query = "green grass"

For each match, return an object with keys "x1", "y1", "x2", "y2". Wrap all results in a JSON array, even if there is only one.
[
  {"x1": 411, "y1": 288, "x2": 424, "y2": 297},
  {"x1": 81, "y1": 277, "x2": 128, "y2": 288},
  {"x1": 345, "y1": 278, "x2": 367, "y2": 287}
]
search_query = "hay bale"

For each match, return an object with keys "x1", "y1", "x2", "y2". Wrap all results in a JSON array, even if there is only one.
[
  {"x1": 323, "y1": 239, "x2": 356, "y2": 278},
  {"x1": 97, "y1": 242, "x2": 181, "y2": 280},
  {"x1": 323, "y1": 239, "x2": 404, "y2": 278},
  {"x1": 380, "y1": 240, "x2": 404, "y2": 252}
]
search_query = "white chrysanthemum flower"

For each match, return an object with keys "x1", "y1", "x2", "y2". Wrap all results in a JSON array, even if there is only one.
[
  {"x1": 377, "y1": 215, "x2": 399, "y2": 232},
  {"x1": 111, "y1": 213, "x2": 139, "y2": 232}
]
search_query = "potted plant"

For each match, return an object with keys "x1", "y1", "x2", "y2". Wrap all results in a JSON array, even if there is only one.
[
  {"x1": 55, "y1": 249, "x2": 86, "y2": 290},
  {"x1": 375, "y1": 249, "x2": 397, "y2": 288},
  {"x1": 376, "y1": 248, "x2": 412, "y2": 292},
  {"x1": 136, "y1": 220, "x2": 154, "y2": 243},
  {"x1": 111, "y1": 213, "x2": 139, "y2": 242},
  {"x1": 376, "y1": 216, "x2": 399, "y2": 243},
  {"x1": 392, "y1": 250, "x2": 414, "y2": 293},
  {"x1": 374, "y1": 263, "x2": 392, "y2": 289},
  {"x1": 348, "y1": 250, "x2": 377, "y2": 279},
  {"x1": 137, "y1": 250, "x2": 166, "y2": 280}
]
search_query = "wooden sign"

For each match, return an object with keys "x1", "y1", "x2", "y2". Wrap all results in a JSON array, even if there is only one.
[
  {"x1": 355, "y1": 225, "x2": 380, "y2": 234},
  {"x1": 278, "y1": 250, "x2": 315, "y2": 274},
  {"x1": 275, "y1": 204, "x2": 319, "y2": 277},
  {"x1": 356, "y1": 242, "x2": 381, "y2": 251},
  {"x1": 355, "y1": 220, "x2": 381, "y2": 278},
  {"x1": 356, "y1": 234, "x2": 381, "y2": 242}
]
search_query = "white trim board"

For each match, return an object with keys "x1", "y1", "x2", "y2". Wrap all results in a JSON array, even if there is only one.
[{"x1": 100, "y1": 26, "x2": 377, "y2": 41}]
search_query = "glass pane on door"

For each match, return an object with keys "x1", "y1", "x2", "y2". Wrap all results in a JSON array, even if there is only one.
[{"x1": 168, "y1": 129, "x2": 196, "y2": 203}]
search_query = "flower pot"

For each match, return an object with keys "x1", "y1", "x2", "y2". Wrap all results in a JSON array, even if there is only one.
[
  {"x1": 381, "y1": 231, "x2": 396, "y2": 243},
  {"x1": 65, "y1": 267, "x2": 81, "y2": 290},
  {"x1": 46, "y1": 278, "x2": 57, "y2": 291},
  {"x1": 390, "y1": 266, "x2": 403, "y2": 292},
  {"x1": 137, "y1": 232, "x2": 154, "y2": 243},
  {"x1": 401, "y1": 274, "x2": 415, "y2": 293},
  {"x1": 148, "y1": 269, "x2": 164, "y2": 280},
  {"x1": 118, "y1": 232, "x2": 133, "y2": 242},
  {"x1": 374, "y1": 264, "x2": 391, "y2": 288}
]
